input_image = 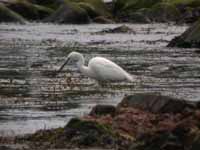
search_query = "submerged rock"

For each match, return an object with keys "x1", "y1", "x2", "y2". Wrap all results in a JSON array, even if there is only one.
[
  {"x1": 168, "y1": 19, "x2": 200, "y2": 48},
  {"x1": 45, "y1": 1, "x2": 90, "y2": 24},
  {"x1": 90, "y1": 105, "x2": 116, "y2": 117},
  {"x1": 97, "y1": 25, "x2": 136, "y2": 34},
  {"x1": 0, "y1": 3, "x2": 26, "y2": 23}
]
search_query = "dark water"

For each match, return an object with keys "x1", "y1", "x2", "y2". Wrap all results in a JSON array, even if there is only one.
[{"x1": 0, "y1": 23, "x2": 199, "y2": 136}]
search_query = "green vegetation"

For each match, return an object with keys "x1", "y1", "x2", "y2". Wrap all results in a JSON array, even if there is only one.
[
  {"x1": 0, "y1": 3, "x2": 26, "y2": 23},
  {"x1": 166, "y1": 0, "x2": 200, "y2": 7},
  {"x1": 72, "y1": 0, "x2": 111, "y2": 17},
  {"x1": 150, "y1": 2, "x2": 181, "y2": 22},
  {"x1": 114, "y1": 0, "x2": 200, "y2": 23},
  {"x1": 78, "y1": 2, "x2": 100, "y2": 18},
  {"x1": 1, "y1": 0, "x2": 200, "y2": 23},
  {"x1": 29, "y1": 0, "x2": 63, "y2": 10},
  {"x1": 45, "y1": 0, "x2": 90, "y2": 24},
  {"x1": 7, "y1": 0, "x2": 54, "y2": 20},
  {"x1": 114, "y1": 0, "x2": 162, "y2": 13},
  {"x1": 25, "y1": 118, "x2": 117, "y2": 149}
]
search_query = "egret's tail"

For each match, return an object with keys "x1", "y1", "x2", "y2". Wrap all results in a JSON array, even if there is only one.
[{"x1": 126, "y1": 73, "x2": 134, "y2": 82}]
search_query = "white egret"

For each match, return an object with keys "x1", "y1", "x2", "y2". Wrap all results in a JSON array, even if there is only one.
[{"x1": 57, "y1": 51, "x2": 134, "y2": 83}]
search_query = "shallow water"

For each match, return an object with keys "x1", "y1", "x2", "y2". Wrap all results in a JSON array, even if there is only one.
[{"x1": 0, "y1": 23, "x2": 199, "y2": 136}]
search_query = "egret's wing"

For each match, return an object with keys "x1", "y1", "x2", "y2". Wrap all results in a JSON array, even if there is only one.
[{"x1": 89, "y1": 57, "x2": 128, "y2": 81}]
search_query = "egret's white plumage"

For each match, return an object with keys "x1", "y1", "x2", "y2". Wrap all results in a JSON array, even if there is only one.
[{"x1": 58, "y1": 52, "x2": 134, "y2": 82}]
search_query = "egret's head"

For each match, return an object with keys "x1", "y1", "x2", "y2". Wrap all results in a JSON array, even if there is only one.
[
  {"x1": 67, "y1": 51, "x2": 82, "y2": 63},
  {"x1": 57, "y1": 51, "x2": 83, "y2": 73}
]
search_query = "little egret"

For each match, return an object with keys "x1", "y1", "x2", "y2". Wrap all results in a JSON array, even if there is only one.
[{"x1": 57, "y1": 52, "x2": 134, "y2": 82}]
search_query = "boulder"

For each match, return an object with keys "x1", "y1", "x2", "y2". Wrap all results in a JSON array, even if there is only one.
[
  {"x1": 0, "y1": 3, "x2": 26, "y2": 23},
  {"x1": 114, "y1": 0, "x2": 200, "y2": 23},
  {"x1": 25, "y1": 118, "x2": 118, "y2": 149},
  {"x1": 93, "y1": 16, "x2": 114, "y2": 23},
  {"x1": 64, "y1": 118, "x2": 129, "y2": 149},
  {"x1": 160, "y1": 0, "x2": 200, "y2": 23},
  {"x1": 168, "y1": 19, "x2": 200, "y2": 48},
  {"x1": 117, "y1": 93, "x2": 195, "y2": 113},
  {"x1": 114, "y1": 0, "x2": 162, "y2": 12},
  {"x1": 74, "y1": 0, "x2": 111, "y2": 18},
  {"x1": 177, "y1": 5, "x2": 200, "y2": 23},
  {"x1": 124, "y1": 2, "x2": 180, "y2": 23},
  {"x1": 6, "y1": 0, "x2": 54, "y2": 20},
  {"x1": 149, "y1": 2, "x2": 181, "y2": 22},
  {"x1": 113, "y1": 0, "x2": 162, "y2": 16},
  {"x1": 45, "y1": 1, "x2": 90, "y2": 24},
  {"x1": 11, "y1": 93, "x2": 200, "y2": 150},
  {"x1": 128, "y1": 8, "x2": 151, "y2": 23},
  {"x1": 78, "y1": 2, "x2": 100, "y2": 18},
  {"x1": 90, "y1": 105, "x2": 116, "y2": 117}
]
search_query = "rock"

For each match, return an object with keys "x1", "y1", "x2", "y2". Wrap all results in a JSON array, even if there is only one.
[
  {"x1": 6, "y1": 93, "x2": 200, "y2": 150},
  {"x1": 191, "y1": 134, "x2": 200, "y2": 150},
  {"x1": 149, "y1": 2, "x2": 181, "y2": 22},
  {"x1": 113, "y1": 107, "x2": 156, "y2": 139},
  {"x1": 0, "y1": 145, "x2": 16, "y2": 150},
  {"x1": 113, "y1": 0, "x2": 163, "y2": 21},
  {"x1": 29, "y1": 0, "x2": 64, "y2": 10},
  {"x1": 123, "y1": 2, "x2": 180, "y2": 23},
  {"x1": 45, "y1": 1, "x2": 90, "y2": 24},
  {"x1": 75, "y1": 0, "x2": 112, "y2": 18},
  {"x1": 165, "y1": 0, "x2": 200, "y2": 23},
  {"x1": 130, "y1": 131, "x2": 184, "y2": 150},
  {"x1": 6, "y1": 0, "x2": 54, "y2": 20},
  {"x1": 89, "y1": 105, "x2": 116, "y2": 117},
  {"x1": 114, "y1": 0, "x2": 200, "y2": 23},
  {"x1": 168, "y1": 19, "x2": 200, "y2": 48},
  {"x1": 179, "y1": 6, "x2": 199, "y2": 23},
  {"x1": 114, "y1": 0, "x2": 162, "y2": 13},
  {"x1": 0, "y1": 3, "x2": 26, "y2": 23},
  {"x1": 97, "y1": 25, "x2": 135, "y2": 34},
  {"x1": 24, "y1": 118, "x2": 118, "y2": 149},
  {"x1": 64, "y1": 118, "x2": 116, "y2": 148},
  {"x1": 117, "y1": 93, "x2": 195, "y2": 113},
  {"x1": 93, "y1": 16, "x2": 114, "y2": 23},
  {"x1": 128, "y1": 8, "x2": 151, "y2": 23},
  {"x1": 78, "y1": 2, "x2": 100, "y2": 18}
]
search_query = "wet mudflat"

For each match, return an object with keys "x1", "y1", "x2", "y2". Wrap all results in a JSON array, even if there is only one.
[{"x1": 0, "y1": 23, "x2": 199, "y2": 136}]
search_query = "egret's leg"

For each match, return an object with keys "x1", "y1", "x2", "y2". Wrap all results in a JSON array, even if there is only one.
[
  {"x1": 99, "y1": 81, "x2": 110, "y2": 89},
  {"x1": 91, "y1": 81, "x2": 101, "y2": 91}
]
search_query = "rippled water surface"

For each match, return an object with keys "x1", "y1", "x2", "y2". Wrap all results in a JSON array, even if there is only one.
[{"x1": 0, "y1": 23, "x2": 199, "y2": 136}]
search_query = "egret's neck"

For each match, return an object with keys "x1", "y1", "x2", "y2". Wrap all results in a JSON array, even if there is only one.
[{"x1": 76, "y1": 55, "x2": 91, "y2": 77}]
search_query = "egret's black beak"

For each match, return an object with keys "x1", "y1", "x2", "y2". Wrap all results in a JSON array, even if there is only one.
[{"x1": 57, "y1": 58, "x2": 69, "y2": 74}]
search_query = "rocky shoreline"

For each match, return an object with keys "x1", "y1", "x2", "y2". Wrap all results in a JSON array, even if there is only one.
[
  {"x1": 0, "y1": 93, "x2": 200, "y2": 150},
  {"x1": 1, "y1": 0, "x2": 200, "y2": 24}
]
